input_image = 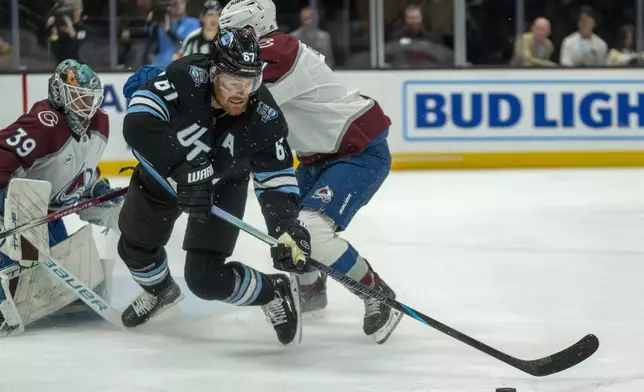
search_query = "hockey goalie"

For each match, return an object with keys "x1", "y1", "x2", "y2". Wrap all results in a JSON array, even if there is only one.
[{"x1": 0, "y1": 59, "x2": 123, "y2": 336}]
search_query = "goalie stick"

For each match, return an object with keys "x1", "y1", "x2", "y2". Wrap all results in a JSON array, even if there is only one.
[
  {"x1": 0, "y1": 187, "x2": 128, "y2": 240},
  {"x1": 207, "y1": 204, "x2": 599, "y2": 377},
  {"x1": 37, "y1": 254, "x2": 124, "y2": 329}
]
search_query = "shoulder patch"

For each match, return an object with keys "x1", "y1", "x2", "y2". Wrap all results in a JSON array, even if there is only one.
[
  {"x1": 37, "y1": 111, "x2": 59, "y2": 127},
  {"x1": 189, "y1": 65, "x2": 209, "y2": 87},
  {"x1": 256, "y1": 102, "x2": 278, "y2": 123}
]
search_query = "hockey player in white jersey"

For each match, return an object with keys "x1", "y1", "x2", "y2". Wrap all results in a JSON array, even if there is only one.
[
  {"x1": 219, "y1": 0, "x2": 403, "y2": 343},
  {"x1": 0, "y1": 59, "x2": 122, "y2": 336}
]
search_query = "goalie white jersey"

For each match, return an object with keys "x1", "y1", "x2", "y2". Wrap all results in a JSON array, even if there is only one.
[
  {"x1": 259, "y1": 33, "x2": 391, "y2": 166},
  {"x1": 0, "y1": 99, "x2": 109, "y2": 210}
]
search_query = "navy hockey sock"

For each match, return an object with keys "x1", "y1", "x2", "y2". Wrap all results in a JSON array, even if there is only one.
[
  {"x1": 222, "y1": 262, "x2": 275, "y2": 306},
  {"x1": 128, "y1": 258, "x2": 172, "y2": 295}
]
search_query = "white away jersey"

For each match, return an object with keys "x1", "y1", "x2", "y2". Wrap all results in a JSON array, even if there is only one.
[
  {"x1": 260, "y1": 33, "x2": 390, "y2": 165},
  {"x1": 0, "y1": 100, "x2": 109, "y2": 210}
]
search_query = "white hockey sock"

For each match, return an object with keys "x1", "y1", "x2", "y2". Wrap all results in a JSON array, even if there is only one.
[
  {"x1": 298, "y1": 270, "x2": 321, "y2": 286},
  {"x1": 299, "y1": 209, "x2": 373, "y2": 285}
]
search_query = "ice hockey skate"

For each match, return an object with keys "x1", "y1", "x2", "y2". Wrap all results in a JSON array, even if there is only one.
[
  {"x1": 357, "y1": 275, "x2": 403, "y2": 344},
  {"x1": 121, "y1": 276, "x2": 184, "y2": 328},
  {"x1": 262, "y1": 274, "x2": 302, "y2": 345},
  {"x1": 299, "y1": 271, "x2": 328, "y2": 317}
]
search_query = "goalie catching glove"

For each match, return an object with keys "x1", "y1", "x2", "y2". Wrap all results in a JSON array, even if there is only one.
[
  {"x1": 271, "y1": 220, "x2": 311, "y2": 273},
  {"x1": 77, "y1": 177, "x2": 124, "y2": 233}
]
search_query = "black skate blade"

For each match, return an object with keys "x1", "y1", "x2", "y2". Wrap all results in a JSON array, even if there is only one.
[
  {"x1": 145, "y1": 294, "x2": 185, "y2": 325},
  {"x1": 302, "y1": 308, "x2": 327, "y2": 320},
  {"x1": 373, "y1": 308, "x2": 404, "y2": 344},
  {"x1": 288, "y1": 273, "x2": 303, "y2": 345},
  {"x1": 128, "y1": 293, "x2": 185, "y2": 329}
]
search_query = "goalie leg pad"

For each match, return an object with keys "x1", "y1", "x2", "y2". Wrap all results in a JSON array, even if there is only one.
[
  {"x1": 3, "y1": 179, "x2": 52, "y2": 267},
  {"x1": 0, "y1": 273, "x2": 25, "y2": 336},
  {"x1": 0, "y1": 179, "x2": 118, "y2": 331},
  {"x1": 12, "y1": 224, "x2": 106, "y2": 326}
]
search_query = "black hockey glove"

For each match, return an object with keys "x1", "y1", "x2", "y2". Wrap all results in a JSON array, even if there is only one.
[
  {"x1": 169, "y1": 155, "x2": 216, "y2": 221},
  {"x1": 271, "y1": 220, "x2": 311, "y2": 273}
]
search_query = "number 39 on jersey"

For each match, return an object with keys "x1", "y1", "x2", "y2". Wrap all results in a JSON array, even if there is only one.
[{"x1": 6, "y1": 128, "x2": 37, "y2": 157}]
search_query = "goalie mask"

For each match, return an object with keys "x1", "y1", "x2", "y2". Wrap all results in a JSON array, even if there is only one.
[{"x1": 48, "y1": 60, "x2": 104, "y2": 136}]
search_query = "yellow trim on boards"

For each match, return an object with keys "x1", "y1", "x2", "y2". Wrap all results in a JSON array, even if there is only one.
[
  {"x1": 97, "y1": 151, "x2": 644, "y2": 177},
  {"x1": 389, "y1": 151, "x2": 644, "y2": 170}
]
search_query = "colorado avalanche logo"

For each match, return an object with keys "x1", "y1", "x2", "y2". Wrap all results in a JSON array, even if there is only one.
[
  {"x1": 51, "y1": 167, "x2": 94, "y2": 208},
  {"x1": 312, "y1": 186, "x2": 333, "y2": 203}
]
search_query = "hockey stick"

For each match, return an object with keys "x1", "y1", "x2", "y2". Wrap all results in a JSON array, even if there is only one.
[
  {"x1": 208, "y1": 204, "x2": 599, "y2": 377},
  {"x1": 38, "y1": 253, "x2": 124, "y2": 329},
  {"x1": 0, "y1": 240, "x2": 125, "y2": 330},
  {"x1": 0, "y1": 187, "x2": 128, "y2": 240}
]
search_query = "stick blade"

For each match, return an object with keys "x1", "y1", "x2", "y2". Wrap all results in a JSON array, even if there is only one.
[{"x1": 519, "y1": 334, "x2": 599, "y2": 377}]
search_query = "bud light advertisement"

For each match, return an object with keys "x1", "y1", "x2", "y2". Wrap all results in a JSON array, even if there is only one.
[{"x1": 404, "y1": 77, "x2": 644, "y2": 142}]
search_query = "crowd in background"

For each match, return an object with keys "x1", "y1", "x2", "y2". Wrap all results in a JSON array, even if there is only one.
[
  {"x1": 0, "y1": 0, "x2": 642, "y2": 70},
  {"x1": 513, "y1": 6, "x2": 643, "y2": 67}
]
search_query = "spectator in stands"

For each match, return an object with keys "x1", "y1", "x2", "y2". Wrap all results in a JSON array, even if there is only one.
[
  {"x1": 118, "y1": 0, "x2": 154, "y2": 69},
  {"x1": 176, "y1": 0, "x2": 221, "y2": 58},
  {"x1": 390, "y1": 4, "x2": 431, "y2": 41},
  {"x1": 44, "y1": 0, "x2": 67, "y2": 23},
  {"x1": 425, "y1": 0, "x2": 453, "y2": 44},
  {"x1": 146, "y1": 0, "x2": 200, "y2": 67},
  {"x1": 382, "y1": 3, "x2": 454, "y2": 68},
  {"x1": 512, "y1": 17, "x2": 556, "y2": 67},
  {"x1": 44, "y1": 0, "x2": 67, "y2": 32},
  {"x1": 0, "y1": 38, "x2": 11, "y2": 70},
  {"x1": 559, "y1": 6, "x2": 607, "y2": 67},
  {"x1": 46, "y1": 0, "x2": 87, "y2": 62},
  {"x1": 290, "y1": 6, "x2": 334, "y2": 67},
  {"x1": 605, "y1": 24, "x2": 644, "y2": 66}
]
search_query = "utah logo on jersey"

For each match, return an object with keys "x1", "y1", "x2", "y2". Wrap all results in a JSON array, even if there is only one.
[
  {"x1": 189, "y1": 65, "x2": 208, "y2": 87},
  {"x1": 51, "y1": 167, "x2": 94, "y2": 208},
  {"x1": 257, "y1": 102, "x2": 278, "y2": 123}
]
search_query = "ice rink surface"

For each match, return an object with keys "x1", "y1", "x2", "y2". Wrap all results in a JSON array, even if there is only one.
[{"x1": 1, "y1": 168, "x2": 644, "y2": 392}]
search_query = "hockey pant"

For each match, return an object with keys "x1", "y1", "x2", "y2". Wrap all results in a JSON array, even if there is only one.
[
  {"x1": 117, "y1": 164, "x2": 276, "y2": 305},
  {"x1": 296, "y1": 131, "x2": 391, "y2": 286}
]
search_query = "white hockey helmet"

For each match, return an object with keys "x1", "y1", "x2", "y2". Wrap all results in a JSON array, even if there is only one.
[{"x1": 219, "y1": 0, "x2": 278, "y2": 39}]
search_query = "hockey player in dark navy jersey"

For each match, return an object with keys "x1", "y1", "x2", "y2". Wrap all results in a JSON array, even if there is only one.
[{"x1": 117, "y1": 27, "x2": 310, "y2": 345}]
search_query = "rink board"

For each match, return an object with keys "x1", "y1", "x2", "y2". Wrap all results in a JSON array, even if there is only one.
[{"x1": 3, "y1": 70, "x2": 644, "y2": 174}]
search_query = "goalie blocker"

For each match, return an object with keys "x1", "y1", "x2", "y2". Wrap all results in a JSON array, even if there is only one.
[{"x1": 0, "y1": 179, "x2": 114, "y2": 336}]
